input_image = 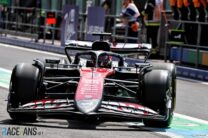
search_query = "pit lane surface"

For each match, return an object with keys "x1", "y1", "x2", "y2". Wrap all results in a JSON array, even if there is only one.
[{"x1": 0, "y1": 43, "x2": 208, "y2": 138}]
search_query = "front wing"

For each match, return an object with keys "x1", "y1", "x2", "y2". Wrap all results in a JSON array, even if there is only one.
[{"x1": 8, "y1": 99, "x2": 169, "y2": 122}]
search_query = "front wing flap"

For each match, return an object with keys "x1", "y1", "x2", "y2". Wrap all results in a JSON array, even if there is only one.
[{"x1": 8, "y1": 99, "x2": 168, "y2": 121}]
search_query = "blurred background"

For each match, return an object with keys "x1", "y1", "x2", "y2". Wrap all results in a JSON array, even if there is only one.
[{"x1": 0, "y1": 0, "x2": 208, "y2": 70}]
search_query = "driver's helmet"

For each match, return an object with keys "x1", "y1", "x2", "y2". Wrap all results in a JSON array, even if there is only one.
[
  {"x1": 98, "y1": 55, "x2": 112, "y2": 68},
  {"x1": 86, "y1": 55, "x2": 96, "y2": 67}
]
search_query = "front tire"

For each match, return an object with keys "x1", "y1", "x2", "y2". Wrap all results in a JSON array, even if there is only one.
[
  {"x1": 152, "y1": 63, "x2": 176, "y2": 110},
  {"x1": 7, "y1": 63, "x2": 40, "y2": 121},
  {"x1": 142, "y1": 70, "x2": 173, "y2": 128}
]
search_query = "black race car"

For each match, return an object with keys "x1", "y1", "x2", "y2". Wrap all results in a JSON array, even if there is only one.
[{"x1": 7, "y1": 34, "x2": 176, "y2": 128}]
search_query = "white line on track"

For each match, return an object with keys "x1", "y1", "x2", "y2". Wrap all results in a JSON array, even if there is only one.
[
  {"x1": 0, "y1": 68, "x2": 12, "y2": 73},
  {"x1": 0, "y1": 43, "x2": 66, "y2": 58},
  {"x1": 0, "y1": 82, "x2": 9, "y2": 89}
]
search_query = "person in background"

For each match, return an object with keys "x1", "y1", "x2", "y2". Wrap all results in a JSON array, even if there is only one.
[
  {"x1": 101, "y1": 0, "x2": 111, "y2": 14},
  {"x1": 176, "y1": 0, "x2": 189, "y2": 45},
  {"x1": 143, "y1": 0, "x2": 161, "y2": 53},
  {"x1": 188, "y1": 0, "x2": 197, "y2": 21},
  {"x1": 170, "y1": 0, "x2": 180, "y2": 20},
  {"x1": 0, "y1": 5, "x2": 5, "y2": 29},
  {"x1": 121, "y1": 0, "x2": 141, "y2": 43},
  {"x1": 177, "y1": 0, "x2": 189, "y2": 20},
  {"x1": 195, "y1": 0, "x2": 208, "y2": 45},
  {"x1": 205, "y1": 0, "x2": 208, "y2": 45},
  {"x1": 177, "y1": 0, "x2": 198, "y2": 45},
  {"x1": 101, "y1": 0, "x2": 113, "y2": 32},
  {"x1": 206, "y1": 0, "x2": 208, "y2": 22},
  {"x1": 0, "y1": 5, "x2": 2, "y2": 28},
  {"x1": 192, "y1": 0, "x2": 206, "y2": 22}
]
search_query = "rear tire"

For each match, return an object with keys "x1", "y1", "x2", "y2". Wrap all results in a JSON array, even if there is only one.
[
  {"x1": 7, "y1": 63, "x2": 40, "y2": 121},
  {"x1": 142, "y1": 70, "x2": 173, "y2": 128}
]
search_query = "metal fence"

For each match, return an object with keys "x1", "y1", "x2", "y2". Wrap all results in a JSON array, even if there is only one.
[
  {"x1": 164, "y1": 19, "x2": 208, "y2": 68},
  {"x1": 0, "y1": 6, "x2": 143, "y2": 45},
  {"x1": 0, "y1": 6, "x2": 62, "y2": 44}
]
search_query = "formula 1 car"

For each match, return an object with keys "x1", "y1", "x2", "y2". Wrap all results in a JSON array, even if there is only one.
[{"x1": 7, "y1": 34, "x2": 176, "y2": 128}]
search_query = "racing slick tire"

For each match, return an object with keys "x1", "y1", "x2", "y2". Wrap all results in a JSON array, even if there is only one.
[
  {"x1": 152, "y1": 63, "x2": 176, "y2": 110},
  {"x1": 142, "y1": 70, "x2": 173, "y2": 128},
  {"x1": 7, "y1": 63, "x2": 41, "y2": 122}
]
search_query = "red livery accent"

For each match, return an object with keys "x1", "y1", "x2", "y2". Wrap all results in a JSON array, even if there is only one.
[
  {"x1": 22, "y1": 99, "x2": 74, "y2": 110},
  {"x1": 31, "y1": 99, "x2": 55, "y2": 109},
  {"x1": 75, "y1": 68, "x2": 114, "y2": 101}
]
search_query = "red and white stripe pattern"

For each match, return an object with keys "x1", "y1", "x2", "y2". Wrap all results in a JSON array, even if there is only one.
[
  {"x1": 21, "y1": 99, "x2": 74, "y2": 110},
  {"x1": 101, "y1": 101, "x2": 158, "y2": 115}
]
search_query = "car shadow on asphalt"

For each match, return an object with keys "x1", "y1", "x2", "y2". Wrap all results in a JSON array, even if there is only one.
[
  {"x1": 0, "y1": 119, "x2": 168, "y2": 132},
  {"x1": 67, "y1": 121, "x2": 169, "y2": 132}
]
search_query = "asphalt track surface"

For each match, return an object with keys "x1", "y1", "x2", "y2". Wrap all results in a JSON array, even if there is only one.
[{"x1": 0, "y1": 44, "x2": 208, "y2": 138}]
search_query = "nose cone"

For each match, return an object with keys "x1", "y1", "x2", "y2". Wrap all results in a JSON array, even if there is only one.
[
  {"x1": 76, "y1": 99, "x2": 100, "y2": 114},
  {"x1": 75, "y1": 68, "x2": 113, "y2": 114}
]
